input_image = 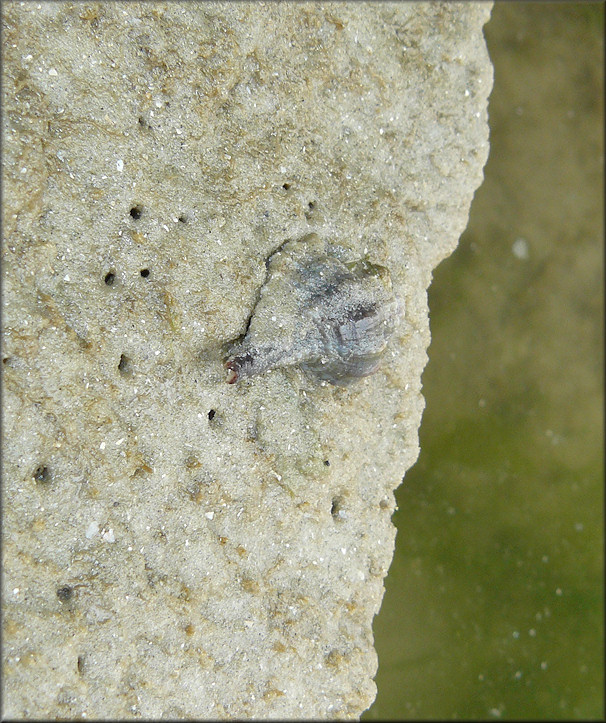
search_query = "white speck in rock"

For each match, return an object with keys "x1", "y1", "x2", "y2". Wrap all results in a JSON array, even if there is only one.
[
  {"x1": 205, "y1": 511, "x2": 214, "y2": 520},
  {"x1": 100, "y1": 441, "x2": 106, "y2": 450},
  {"x1": 86, "y1": 521, "x2": 99, "y2": 539},
  {"x1": 48, "y1": 68, "x2": 57, "y2": 76},
  {"x1": 116, "y1": 159, "x2": 124, "y2": 172}
]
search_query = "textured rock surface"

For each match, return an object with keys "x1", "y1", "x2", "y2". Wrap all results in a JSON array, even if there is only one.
[{"x1": 2, "y1": 2, "x2": 492, "y2": 719}]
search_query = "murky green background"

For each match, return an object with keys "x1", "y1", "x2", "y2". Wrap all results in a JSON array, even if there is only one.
[{"x1": 366, "y1": 4, "x2": 604, "y2": 720}]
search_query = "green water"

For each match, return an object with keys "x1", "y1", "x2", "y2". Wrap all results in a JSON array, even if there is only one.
[{"x1": 367, "y1": 4, "x2": 604, "y2": 719}]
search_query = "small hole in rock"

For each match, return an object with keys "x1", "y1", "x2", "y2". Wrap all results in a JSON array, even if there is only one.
[
  {"x1": 34, "y1": 465, "x2": 50, "y2": 484},
  {"x1": 304, "y1": 201, "x2": 316, "y2": 221},
  {"x1": 178, "y1": 214, "x2": 188, "y2": 223},
  {"x1": 57, "y1": 585, "x2": 73, "y2": 602},
  {"x1": 130, "y1": 205, "x2": 143, "y2": 220},
  {"x1": 324, "y1": 459, "x2": 330, "y2": 466},
  {"x1": 208, "y1": 409, "x2": 216, "y2": 421},
  {"x1": 140, "y1": 268, "x2": 150, "y2": 278},
  {"x1": 282, "y1": 182, "x2": 291, "y2": 190},
  {"x1": 330, "y1": 496, "x2": 345, "y2": 520},
  {"x1": 77, "y1": 655, "x2": 84, "y2": 674},
  {"x1": 104, "y1": 272, "x2": 115, "y2": 286},
  {"x1": 118, "y1": 354, "x2": 131, "y2": 375}
]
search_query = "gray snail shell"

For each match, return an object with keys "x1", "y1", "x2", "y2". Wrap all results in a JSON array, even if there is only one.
[{"x1": 225, "y1": 234, "x2": 399, "y2": 386}]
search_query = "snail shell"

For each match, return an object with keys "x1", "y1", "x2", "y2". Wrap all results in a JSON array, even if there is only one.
[{"x1": 225, "y1": 234, "x2": 399, "y2": 386}]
